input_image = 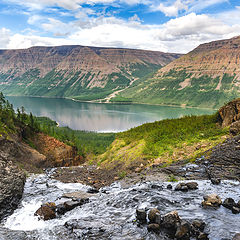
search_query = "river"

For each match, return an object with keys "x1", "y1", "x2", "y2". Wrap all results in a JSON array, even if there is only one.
[
  {"x1": 6, "y1": 96, "x2": 215, "y2": 132},
  {"x1": 1, "y1": 170, "x2": 240, "y2": 240}
]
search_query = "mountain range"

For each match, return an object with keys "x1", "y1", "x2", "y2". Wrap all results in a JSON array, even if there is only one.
[
  {"x1": 0, "y1": 36, "x2": 240, "y2": 108},
  {"x1": 0, "y1": 45, "x2": 180, "y2": 102},
  {"x1": 119, "y1": 36, "x2": 240, "y2": 108}
]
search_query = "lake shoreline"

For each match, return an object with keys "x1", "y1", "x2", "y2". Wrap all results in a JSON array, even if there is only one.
[{"x1": 4, "y1": 94, "x2": 218, "y2": 111}]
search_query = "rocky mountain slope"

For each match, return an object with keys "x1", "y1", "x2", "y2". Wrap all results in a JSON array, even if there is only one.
[
  {"x1": 0, "y1": 45, "x2": 180, "y2": 101},
  {"x1": 118, "y1": 36, "x2": 240, "y2": 108}
]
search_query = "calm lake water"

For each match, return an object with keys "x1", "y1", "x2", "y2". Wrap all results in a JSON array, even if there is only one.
[{"x1": 6, "y1": 96, "x2": 215, "y2": 132}]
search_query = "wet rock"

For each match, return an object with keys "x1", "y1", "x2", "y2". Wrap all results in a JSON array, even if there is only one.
[
  {"x1": 147, "y1": 223, "x2": 160, "y2": 233},
  {"x1": 197, "y1": 232, "x2": 209, "y2": 240},
  {"x1": 186, "y1": 182, "x2": 198, "y2": 190},
  {"x1": 136, "y1": 209, "x2": 146, "y2": 223},
  {"x1": 167, "y1": 184, "x2": 172, "y2": 189},
  {"x1": 175, "y1": 221, "x2": 191, "y2": 240},
  {"x1": 233, "y1": 233, "x2": 240, "y2": 240},
  {"x1": 0, "y1": 227, "x2": 28, "y2": 240},
  {"x1": 210, "y1": 178, "x2": 221, "y2": 185},
  {"x1": 232, "y1": 206, "x2": 240, "y2": 214},
  {"x1": 148, "y1": 208, "x2": 160, "y2": 223},
  {"x1": 150, "y1": 184, "x2": 163, "y2": 190},
  {"x1": 87, "y1": 187, "x2": 99, "y2": 194},
  {"x1": 192, "y1": 220, "x2": 206, "y2": 232},
  {"x1": 62, "y1": 191, "x2": 92, "y2": 203},
  {"x1": 222, "y1": 198, "x2": 236, "y2": 210},
  {"x1": 175, "y1": 183, "x2": 188, "y2": 192},
  {"x1": 175, "y1": 182, "x2": 198, "y2": 191},
  {"x1": 161, "y1": 210, "x2": 181, "y2": 230},
  {"x1": 56, "y1": 200, "x2": 83, "y2": 215},
  {"x1": 34, "y1": 202, "x2": 56, "y2": 220},
  {"x1": 0, "y1": 155, "x2": 26, "y2": 220},
  {"x1": 202, "y1": 194, "x2": 222, "y2": 208}
]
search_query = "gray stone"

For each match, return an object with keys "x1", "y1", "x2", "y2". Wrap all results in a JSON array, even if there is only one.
[
  {"x1": 148, "y1": 208, "x2": 160, "y2": 223},
  {"x1": 136, "y1": 209, "x2": 146, "y2": 223},
  {"x1": 147, "y1": 223, "x2": 160, "y2": 233},
  {"x1": 0, "y1": 155, "x2": 26, "y2": 220},
  {"x1": 175, "y1": 221, "x2": 191, "y2": 239},
  {"x1": 202, "y1": 194, "x2": 222, "y2": 208},
  {"x1": 232, "y1": 206, "x2": 240, "y2": 214},
  {"x1": 222, "y1": 198, "x2": 236, "y2": 210},
  {"x1": 233, "y1": 233, "x2": 240, "y2": 240}
]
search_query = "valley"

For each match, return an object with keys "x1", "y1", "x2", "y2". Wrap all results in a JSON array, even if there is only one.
[{"x1": 1, "y1": 36, "x2": 240, "y2": 240}]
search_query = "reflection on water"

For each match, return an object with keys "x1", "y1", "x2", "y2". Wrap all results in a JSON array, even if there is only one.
[{"x1": 6, "y1": 96, "x2": 215, "y2": 132}]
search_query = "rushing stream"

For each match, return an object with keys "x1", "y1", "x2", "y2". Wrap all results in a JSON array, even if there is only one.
[{"x1": 1, "y1": 170, "x2": 240, "y2": 240}]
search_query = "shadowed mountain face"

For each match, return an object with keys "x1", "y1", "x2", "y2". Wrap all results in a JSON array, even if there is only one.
[
  {"x1": 119, "y1": 36, "x2": 240, "y2": 109},
  {"x1": 0, "y1": 45, "x2": 180, "y2": 101}
]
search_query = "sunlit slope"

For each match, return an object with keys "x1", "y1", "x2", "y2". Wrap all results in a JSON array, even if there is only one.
[{"x1": 117, "y1": 36, "x2": 240, "y2": 108}]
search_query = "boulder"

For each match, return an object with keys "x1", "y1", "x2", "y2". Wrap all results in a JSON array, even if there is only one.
[
  {"x1": 175, "y1": 182, "x2": 198, "y2": 192},
  {"x1": 34, "y1": 202, "x2": 56, "y2": 220},
  {"x1": 161, "y1": 210, "x2": 181, "y2": 230},
  {"x1": 167, "y1": 184, "x2": 173, "y2": 189},
  {"x1": 148, "y1": 208, "x2": 160, "y2": 223},
  {"x1": 136, "y1": 209, "x2": 146, "y2": 223},
  {"x1": 232, "y1": 206, "x2": 240, "y2": 214},
  {"x1": 192, "y1": 220, "x2": 206, "y2": 232},
  {"x1": 0, "y1": 155, "x2": 26, "y2": 220},
  {"x1": 56, "y1": 200, "x2": 83, "y2": 215},
  {"x1": 175, "y1": 221, "x2": 191, "y2": 240},
  {"x1": 210, "y1": 178, "x2": 221, "y2": 185},
  {"x1": 87, "y1": 187, "x2": 99, "y2": 194},
  {"x1": 230, "y1": 121, "x2": 240, "y2": 136},
  {"x1": 202, "y1": 194, "x2": 222, "y2": 208},
  {"x1": 186, "y1": 182, "x2": 198, "y2": 190},
  {"x1": 219, "y1": 99, "x2": 240, "y2": 127},
  {"x1": 233, "y1": 233, "x2": 240, "y2": 240},
  {"x1": 197, "y1": 232, "x2": 209, "y2": 240},
  {"x1": 147, "y1": 223, "x2": 160, "y2": 233},
  {"x1": 175, "y1": 183, "x2": 188, "y2": 192},
  {"x1": 222, "y1": 198, "x2": 236, "y2": 210}
]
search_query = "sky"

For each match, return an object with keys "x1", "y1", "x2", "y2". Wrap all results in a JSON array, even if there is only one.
[{"x1": 0, "y1": 0, "x2": 240, "y2": 53}]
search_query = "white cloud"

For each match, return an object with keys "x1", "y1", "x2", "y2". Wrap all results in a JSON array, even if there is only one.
[
  {"x1": 27, "y1": 15, "x2": 43, "y2": 25},
  {"x1": 128, "y1": 14, "x2": 141, "y2": 22},
  {"x1": 2, "y1": 2, "x2": 240, "y2": 54},
  {"x1": 41, "y1": 18, "x2": 74, "y2": 36},
  {"x1": 189, "y1": 0, "x2": 229, "y2": 12},
  {"x1": 155, "y1": 0, "x2": 188, "y2": 17},
  {"x1": 6, "y1": 34, "x2": 71, "y2": 49},
  {"x1": 0, "y1": 28, "x2": 11, "y2": 48},
  {"x1": 152, "y1": 0, "x2": 229, "y2": 17}
]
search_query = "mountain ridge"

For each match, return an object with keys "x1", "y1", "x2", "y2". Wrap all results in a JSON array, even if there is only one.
[
  {"x1": 117, "y1": 35, "x2": 240, "y2": 108},
  {"x1": 0, "y1": 45, "x2": 180, "y2": 101}
]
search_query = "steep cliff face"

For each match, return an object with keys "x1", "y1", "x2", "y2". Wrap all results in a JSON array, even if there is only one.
[
  {"x1": 159, "y1": 36, "x2": 240, "y2": 78},
  {"x1": 0, "y1": 45, "x2": 180, "y2": 100},
  {"x1": 119, "y1": 36, "x2": 240, "y2": 108}
]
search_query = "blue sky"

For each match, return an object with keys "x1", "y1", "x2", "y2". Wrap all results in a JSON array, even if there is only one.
[{"x1": 0, "y1": 0, "x2": 240, "y2": 53}]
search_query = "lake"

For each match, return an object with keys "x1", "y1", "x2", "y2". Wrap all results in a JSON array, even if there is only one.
[{"x1": 6, "y1": 96, "x2": 215, "y2": 132}]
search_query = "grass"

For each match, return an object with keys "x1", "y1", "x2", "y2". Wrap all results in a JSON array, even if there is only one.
[
  {"x1": 97, "y1": 112, "x2": 229, "y2": 171},
  {"x1": 119, "y1": 70, "x2": 239, "y2": 109}
]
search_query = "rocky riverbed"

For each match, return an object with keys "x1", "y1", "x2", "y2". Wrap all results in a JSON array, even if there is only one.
[{"x1": 0, "y1": 168, "x2": 239, "y2": 240}]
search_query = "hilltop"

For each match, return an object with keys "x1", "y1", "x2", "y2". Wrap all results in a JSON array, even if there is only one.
[{"x1": 117, "y1": 36, "x2": 240, "y2": 108}]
